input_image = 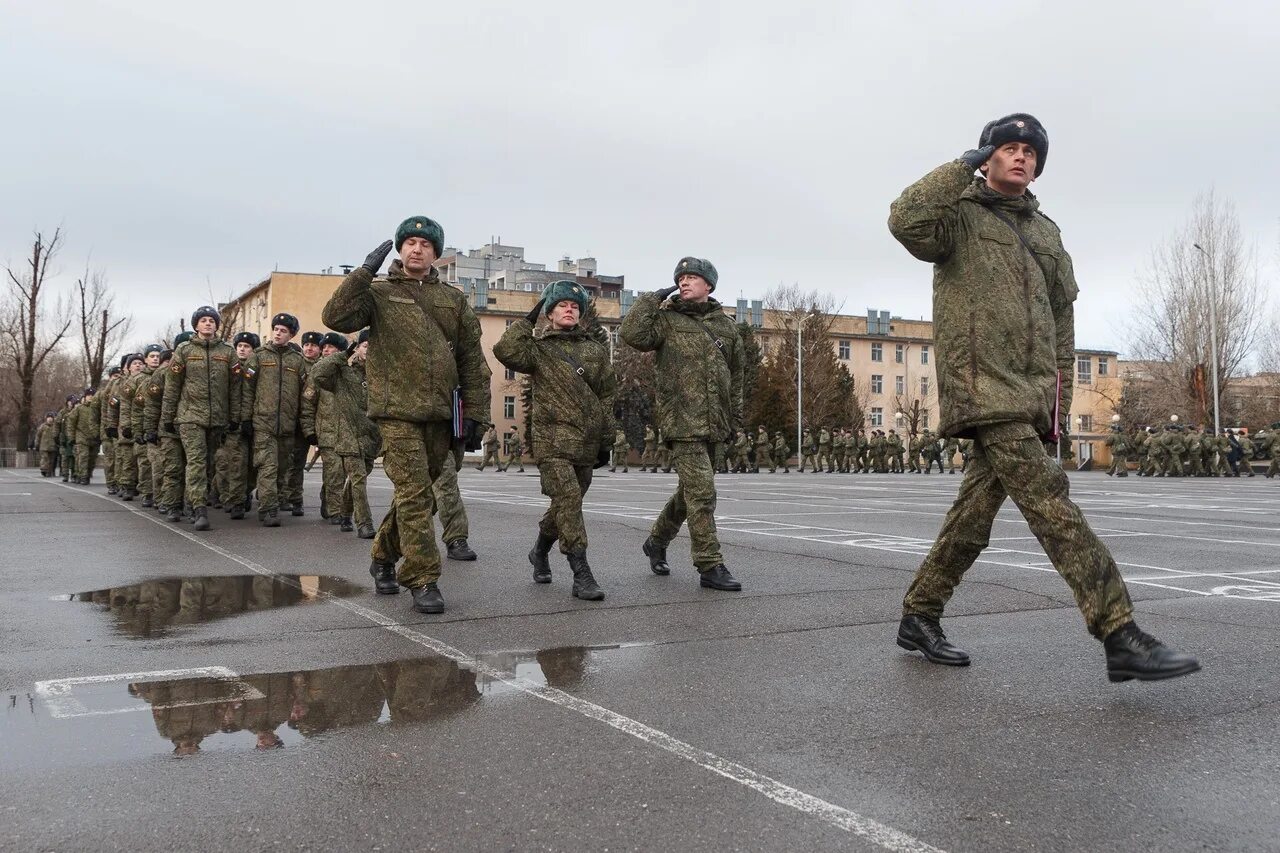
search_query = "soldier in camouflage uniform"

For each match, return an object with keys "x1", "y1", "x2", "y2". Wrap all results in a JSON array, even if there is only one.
[
  {"x1": 923, "y1": 430, "x2": 943, "y2": 474},
  {"x1": 127, "y1": 345, "x2": 164, "y2": 506},
  {"x1": 799, "y1": 427, "x2": 816, "y2": 472},
  {"x1": 1267, "y1": 425, "x2": 1280, "y2": 478},
  {"x1": 36, "y1": 413, "x2": 58, "y2": 476},
  {"x1": 907, "y1": 432, "x2": 923, "y2": 473},
  {"x1": 143, "y1": 331, "x2": 193, "y2": 518},
  {"x1": 240, "y1": 313, "x2": 307, "y2": 527},
  {"x1": 943, "y1": 436, "x2": 959, "y2": 473},
  {"x1": 496, "y1": 279, "x2": 615, "y2": 600},
  {"x1": 640, "y1": 425, "x2": 657, "y2": 472},
  {"x1": 161, "y1": 306, "x2": 241, "y2": 531},
  {"x1": 855, "y1": 428, "x2": 869, "y2": 473},
  {"x1": 655, "y1": 429, "x2": 672, "y2": 473},
  {"x1": 610, "y1": 427, "x2": 630, "y2": 472},
  {"x1": 301, "y1": 332, "x2": 348, "y2": 523},
  {"x1": 773, "y1": 431, "x2": 790, "y2": 473},
  {"x1": 111, "y1": 353, "x2": 145, "y2": 499},
  {"x1": 56, "y1": 394, "x2": 78, "y2": 482},
  {"x1": 621, "y1": 256, "x2": 744, "y2": 592},
  {"x1": 1104, "y1": 417, "x2": 1129, "y2": 477},
  {"x1": 70, "y1": 387, "x2": 102, "y2": 484},
  {"x1": 324, "y1": 218, "x2": 490, "y2": 614},
  {"x1": 888, "y1": 113, "x2": 1197, "y2": 680},
  {"x1": 815, "y1": 427, "x2": 832, "y2": 473},
  {"x1": 432, "y1": 451, "x2": 475, "y2": 557},
  {"x1": 498, "y1": 428, "x2": 525, "y2": 473},
  {"x1": 288, "y1": 331, "x2": 325, "y2": 517},
  {"x1": 98, "y1": 365, "x2": 123, "y2": 493},
  {"x1": 754, "y1": 425, "x2": 771, "y2": 473},
  {"x1": 477, "y1": 425, "x2": 500, "y2": 471},
  {"x1": 887, "y1": 429, "x2": 905, "y2": 473},
  {"x1": 221, "y1": 332, "x2": 259, "y2": 518}
]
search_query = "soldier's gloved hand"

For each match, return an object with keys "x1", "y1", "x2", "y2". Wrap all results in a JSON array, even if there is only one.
[
  {"x1": 121, "y1": 427, "x2": 133, "y2": 440},
  {"x1": 362, "y1": 240, "x2": 394, "y2": 275},
  {"x1": 306, "y1": 434, "x2": 318, "y2": 448},
  {"x1": 105, "y1": 427, "x2": 118, "y2": 440},
  {"x1": 525, "y1": 298, "x2": 545, "y2": 324},
  {"x1": 462, "y1": 418, "x2": 484, "y2": 452},
  {"x1": 162, "y1": 421, "x2": 176, "y2": 435},
  {"x1": 655, "y1": 285, "x2": 678, "y2": 301},
  {"x1": 960, "y1": 144, "x2": 996, "y2": 170},
  {"x1": 241, "y1": 422, "x2": 254, "y2": 441},
  {"x1": 594, "y1": 446, "x2": 611, "y2": 469},
  {"x1": 144, "y1": 431, "x2": 159, "y2": 445},
  {"x1": 227, "y1": 421, "x2": 239, "y2": 435}
]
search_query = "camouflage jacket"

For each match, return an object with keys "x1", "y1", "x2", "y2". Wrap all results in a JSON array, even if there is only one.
[
  {"x1": 889, "y1": 160, "x2": 1078, "y2": 439},
  {"x1": 55, "y1": 408, "x2": 72, "y2": 448},
  {"x1": 241, "y1": 342, "x2": 307, "y2": 437},
  {"x1": 309, "y1": 353, "x2": 380, "y2": 459},
  {"x1": 619, "y1": 293, "x2": 743, "y2": 441},
  {"x1": 299, "y1": 367, "x2": 338, "y2": 448},
  {"x1": 773, "y1": 435, "x2": 788, "y2": 457},
  {"x1": 130, "y1": 367, "x2": 160, "y2": 438},
  {"x1": 755, "y1": 429, "x2": 770, "y2": 450},
  {"x1": 69, "y1": 397, "x2": 101, "y2": 444},
  {"x1": 643, "y1": 427, "x2": 657, "y2": 449},
  {"x1": 100, "y1": 375, "x2": 123, "y2": 435},
  {"x1": 141, "y1": 367, "x2": 171, "y2": 435},
  {"x1": 494, "y1": 317, "x2": 617, "y2": 464},
  {"x1": 119, "y1": 368, "x2": 151, "y2": 439},
  {"x1": 322, "y1": 261, "x2": 491, "y2": 424},
  {"x1": 161, "y1": 336, "x2": 241, "y2": 428},
  {"x1": 818, "y1": 429, "x2": 831, "y2": 449},
  {"x1": 36, "y1": 422, "x2": 58, "y2": 451},
  {"x1": 612, "y1": 429, "x2": 628, "y2": 450}
]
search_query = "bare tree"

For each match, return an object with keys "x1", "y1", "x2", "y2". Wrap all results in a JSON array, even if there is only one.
[
  {"x1": 759, "y1": 284, "x2": 859, "y2": 434},
  {"x1": 1127, "y1": 192, "x2": 1268, "y2": 426},
  {"x1": 76, "y1": 265, "x2": 133, "y2": 386},
  {"x1": 2, "y1": 229, "x2": 73, "y2": 450}
]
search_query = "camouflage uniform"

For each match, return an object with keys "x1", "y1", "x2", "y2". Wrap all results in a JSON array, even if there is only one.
[
  {"x1": 130, "y1": 365, "x2": 163, "y2": 501},
  {"x1": 655, "y1": 429, "x2": 672, "y2": 473},
  {"x1": 610, "y1": 428, "x2": 629, "y2": 472},
  {"x1": 70, "y1": 394, "x2": 102, "y2": 482},
  {"x1": 732, "y1": 431, "x2": 750, "y2": 473},
  {"x1": 36, "y1": 419, "x2": 58, "y2": 475},
  {"x1": 754, "y1": 427, "x2": 771, "y2": 473},
  {"x1": 943, "y1": 437, "x2": 959, "y2": 473},
  {"x1": 641, "y1": 426, "x2": 657, "y2": 472},
  {"x1": 323, "y1": 260, "x2": 491, "y2": 589},
  {"x1": 241, "y1": 342, "x2": 307, "y2": 517},
  {"x1": 620, "y1": 291, "x2": 742, "y2": 572},
  {"x1": 141, "y1": 364, "x2": 184, "y2": 511},
  {"x1": 817, "y1": 428, "x2": 833, "y2": 473},
  {"x1": 499, "y1": 430, "x2": 525, "y2": 472},
  {"x1": 55, "y1": 402, "x2": 76, "y2": 481},
  {"x1": 1104, "y1": 428, "x2": 1129, "y2": 476},
  {"x1": 478, "y1": 425, "x2": 500, "y2": 470},
  {"x1": 773, "y1": 432, "x2": 790, "y2": 473},
  {"x1": 887, "y1": 431, "x2": 905, "y2": 472},
  {"x1": 494, "y1": 315, "x2": 616, "y2": 554},
  {"x1": 161, "y1": 336, "x2": 241, "y2": 510},
  {"x1": 800, "y1": 429, "x2": 816, "y2": 472},
  {"x1": 432, "y1": 457, "x2": 468, "y2": 544},
  {"x1": 287, "y1": 354, "x2": 319, "y2": 513},
  {"x1": 889, "y1": 157, "x2": 1133, "y2": 639},
  {"x1": 309, "y1": 352, "x2": 381, "y2": 530},
  {"x1": 123, "y1": 366, "x2": 156, "y2": 498},
  {"x1": 300, "y1": 368, "x2": 341, "y2": 518}
]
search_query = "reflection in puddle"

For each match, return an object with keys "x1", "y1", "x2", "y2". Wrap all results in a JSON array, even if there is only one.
[
  {"x1": 66, "y1": 575, "x2": 364, "y2": 637},
  {"x1": 5, "y1": 644, "x2": 644, "y2": 761}
]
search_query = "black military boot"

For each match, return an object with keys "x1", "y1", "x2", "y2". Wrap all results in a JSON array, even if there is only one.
[
  {"x1": 446, "y1": 538, "x2": 477, "y2": 561},
  {"x1": 368, "y1": 559, "x2": 399, "y2": 595},
  {"x1": 339, "y1": 515, "x2": 354, "y2": 532},
  {"x1": 529, "y1": 533, "x2": 555, "y2": 583},
  {"x1": 263, "y1": 510, "x2": 280, "y2": 528},
  {"x1": 121, "y1": 488, "x2": 135, "y2": 502},
  {"x1": 357, "y1": 521, "x2": 376, "y2": 539},
  {"x1": 1104, "y1": 622, "x2": 1201, "y2": 682},
  {"x1": 230, "y1": 502, "x2": 245, "y2": 520},
  {"x1": 328, "y1": 514, "x2": 342, "y2": 526},
  {"x1": 166, "y1": 505, "x2": 182, "y2": 523},
  {"x1": 699, "y1": 564, "x2": 742, "y2": 591},
  {"x1": 107, "y1": 484, "x2": 118, "y2": 495},
  {"x1": 192, "y1": 507, "x2": 210, "y2": 531},
  {"x1": 141, "y1": 494, "x2": 154, "y2": 508},
  {"x1": 567, "y1": 550, "x2": 605, "y2": 601},
  {"x1": 411, "y1": 582, "x2": 444, "y2": 614},
  {"x1": 896, "y1": 614, "x2": 970, "y2": 666},
  {"x1": 642, "y1": 536, "x2": 670, "y2": 576},
  {"x1": 291, "y1": 501, "x2": 305, "y2": 517}
]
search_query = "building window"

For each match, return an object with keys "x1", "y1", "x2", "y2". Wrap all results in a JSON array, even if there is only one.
[
  {"x1": 504, "y1": 367, "x2": 516, "y2": 381},
  {"x1": 838, "y1": 339, "x2": 850, "y2": 360},
  {"x1": 920, "y1": 376, "x2": 929, "y2": 396},
  {"x1": 1077, "y1": 355, "x2": 1092, "y2": 385},
  {"x1": 870, "y1": 374, "x2": 883, "y2": 394},
  {"x1": 871, "y1": 343, "x2": 883, "y2": 362},
  {"x1": 870, "y1": 407, "x2": 883, "y2": 426},
  {"x1": 895, "y1": 375, "x2": 905, "y2": 395},
  {"x1": 1098, "y1": 357, "x2": 1109, "y2": 377},
  {"x1": 1079, "y1": 415, "x2": 1093, "y2": 432},
  {"x1": 921, "y1": 410, "x2": 930, "y2": 429},
  {"x1": 921, "y1": 345, "x2": 929, "y2": 365},
  {"x1": 503, "y1": 396, "x2": 515, "y2": 420},
  {"x1": 895, "y1": 343, "x2": 904, "y2": 363}
]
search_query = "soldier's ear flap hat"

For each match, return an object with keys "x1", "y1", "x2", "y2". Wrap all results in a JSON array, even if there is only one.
[
  {"x1": 540, "y1": 280, "x2": 588, "y2": 316},
  {"x1": 673, "y1": 256, "x2": 719, "y2": 291},
  {"x1": 124, "y1": 352, "x2": 143, "y2": 368},
  {"x1": 83, "y1": 387, "x2": 95, "y2": 396},
  {"x1": 159, "y1": 349, "x2": 174, "y2": 363},
  {"x1": 191, "y1": 305, "x2": 222, "y2": 328},
  {"x1": 144, "y1": 344, "x2": 164, "y2": 356},
  {"x1": 233, "y1": 331, "x2": 260, "y2": 349},
  {"x1": 357, "y1": 328, "x2": 370, "y2": 345},
  {"x1": 174, "y1": 330, "x2": 195, "y2": 346},
  {"x1": 394, "y1": 216, "x2": 444, "y2": 257},
  {"x1": 323, "y1": 332, "x2": 349, "y2": 350},
  {"x1": 979, "y1": 113, "x2": 1048, "y2": 177},
  {"x1": 67, "y1": 393, "x2": 78, "y2": 402},
  {"x1": 108, "y1": 365, "x2": 122, "y2": 376},
  {"x1": 301, "y1": 331, "x2": 324, "y2": 347},
  {"x1": 271, "y1": 313, "x2": 300, "y2": 336}
]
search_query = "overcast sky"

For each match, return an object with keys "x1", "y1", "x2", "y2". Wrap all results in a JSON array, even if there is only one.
[{"x1": 2, "y1": 0, "x2": 1276, "y2": 357}]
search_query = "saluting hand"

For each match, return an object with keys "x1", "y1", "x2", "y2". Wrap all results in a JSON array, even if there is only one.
[{"x1": 362, "y1": 240, "x2": 394, "y2": 275}]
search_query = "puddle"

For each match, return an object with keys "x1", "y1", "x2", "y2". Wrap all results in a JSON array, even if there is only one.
[
  {"x1": 4, "y1": 644, "x2": 646, "y2": 765},
  {"x1": 61, "y1": 575, "x2": 365, "y2": 637}
]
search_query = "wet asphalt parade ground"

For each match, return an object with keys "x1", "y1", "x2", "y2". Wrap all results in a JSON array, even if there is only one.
[{"x1": 3, "y1": 464, "x2": 1279, "y2": 852}]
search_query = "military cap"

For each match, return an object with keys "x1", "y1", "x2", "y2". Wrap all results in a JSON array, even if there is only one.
[
  {"x1": 540, "y1": 280, "x2": 588, "y2": 316},
  {"x1": 979, "y1": 113, "x2": 1048, "y2": 176},
  {"x1": 300, "y1": 331, "x2": 325, "y2": 347},
  {"x1": 143, "y1": 343, "x2": 164, "y2": 356},
  {"x1": 233, "y1": 331, "x2": 260, "y2": 349},
  {"x1": 119, "y1": 354, "x2": 132, "y2": 369},
  {"x1": 174, "y1": 331, "x2": 195, "y2": 346},
  {"x1": 358, "y1": 328, "x2": 370, "y2": 345},
  {"x1": 673, "y1": 256, "x2": 719, "y2": 291},
  {"x1": 124, "y1": 352, "x2": 144, "y2": 368},
  {"x1": 191, "y1": 305, "x2": 221, "y2": 328},
  {"x1": 107, "y1": 365, "x2": 122, "y2": 377},
  {"x1": 323, "y1": 332, "x2": 349, "y2": 350},
  {"x1": 82, "y1": 387, "x2": 96, "y2": 396},
  {"x1": 159, "y1": 348, "x2": 174, "y2": 363},
  {"x1": 66, "y1": 393, "x2": 78, "y2": 402},
  {"x1": 45, "y1": 411, "x2": 56, "y2": 419},
  {"x1": 271, "y1": 312, "x2": 300, "y2": 335},
  {"x1": 394, "y1": 215, "x2": 444, "y2": 257}
]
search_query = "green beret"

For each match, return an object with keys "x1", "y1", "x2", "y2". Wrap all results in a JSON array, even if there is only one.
[
  {"x1": 673, "y1": 256, "x2": 719, "y2": 291},
  {"x1": 394, "y1": 216, "x2": 444, "y2": 257},
  {"x1": 541, "y1": 280, "x2": 588, "y2": 317}
]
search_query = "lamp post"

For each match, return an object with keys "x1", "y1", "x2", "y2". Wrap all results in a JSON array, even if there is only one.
[
  {"x1": 1192, "y1": 242, "x2": 1222, "y2": 435},
  {"x1": 796, "y1": 314, "x2": 814, "y2": 465}
]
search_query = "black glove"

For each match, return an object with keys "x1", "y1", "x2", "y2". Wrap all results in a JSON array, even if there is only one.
[
  {"x1": 135, "y1": 436, "x2": 145, "y2": 446},
  {"x1": 462, "y1": 418, "x2": 484, "y2": 452},
  {"x1": 525, "y1": 298, "x2": 545, "y2": 324},
  {"x1": 655, "y1": 285, "x2": 679, "y2": 301},
  {"x1": 306, "y1": 434, "x2": 318, "y2": 448},
  {"x1": 241, "y1": 422, "x2": 254, "y2": 441},
  {"x1": 144, "y1": 431, "x2": 158, "y2": 445},
  {"x1": 960, "y1": 145, "x2": 996, "y2": 170},
  {"x1": 362, "y1": 239, "x2": 394, "y2": 275},
  {"x1": 121, "y1": 427, "x2": 132, "y2": 440},
  {"x1": 162, "y1": 422, "x2": 175, "y2": 435},
  {"x1": 227, "y1": 421, "x2": 239, "y2": 435},
  {"x1": 594, "y1": 446, "x2": 611, "y2": 469},
  {"x1": 105, "y1": 427, "x2": 118, "y2": 440}
]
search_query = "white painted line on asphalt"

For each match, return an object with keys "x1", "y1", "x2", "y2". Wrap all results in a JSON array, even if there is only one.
[
  {"x1": 13, "y1": 471, "x2": 945, "y2": 853},
  {"x1": 34, "y1": 666, "x2": 262, "y2": 718},
  {"x1": 0, "y1": 491, "x2": 34, "y2": 495}
]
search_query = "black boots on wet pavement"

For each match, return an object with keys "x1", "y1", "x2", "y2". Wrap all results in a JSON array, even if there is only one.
[
  {"x1": 567, "y1": 550, "x2": 604, "y2": 601},
  {"x1": 369, "y1": 560, "x2": 398, "y2": 595},
  {"x1": 896, "y1": 615, "x2": 971, "y2": 666},
  {"x1": 446, "y1": 538, "x2": 476, "y2": 561},
  {"x1": 642, "y1": 536, "x2": 670, "y2": 575},
  {"x1": 1104, "y1": 622, "x2": 1201, "y2": 682},
  {"x1": 699, "y1": 565, "x2": 742, "y2": 591},
  {"x1": 412, "y1": 582, "x2": 444, "y2": 614},
  {"x1": 262, "y1": 510, "x2": 280, "y2": 528},
  {"x1": 192, "y1": 507, "x2": 210, "y2": 531},
  {"x1": 529, "y1": 533, "x2": 555, "y2": 583},
  {"x1": 291, "y1": 501, "x2": 305, "y2": 517}
]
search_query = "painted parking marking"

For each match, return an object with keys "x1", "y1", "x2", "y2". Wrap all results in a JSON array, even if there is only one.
[{"x1": 34, "y1": 667, "x2": 262, "y2": 719}]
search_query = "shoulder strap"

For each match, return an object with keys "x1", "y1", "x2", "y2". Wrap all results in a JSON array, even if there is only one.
[
  {"x1": 984, "y1": 207, "x2": 1057, "y2": 285},
  {"x1": 402, "y1": 282, "x2": 456, "y2": 353},
  {"x1": 694, "y1": 318, "x2": 730, "y2": 364}
]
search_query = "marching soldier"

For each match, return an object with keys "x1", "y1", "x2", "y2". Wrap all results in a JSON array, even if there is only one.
[
  {"x1": 773, "y1": 431, "x2": 790, "y2": 474},
  {"x1": 70, "y1": 387, "x2": 102, "y2": 484},
  {"x1": 113, "y1": 353, "x2": 145, "y2": 500},
  {"x1": 56, "y1": 394, "x2": 78, "y2": 482},
  {"x1": 640, "y1": 424, "x2": 657, "y2": 472},
  {"x1": 36, "y1": 413, "x2": 58, "y2": 476},
  {"x1": 301, "y1": 332, "x2": 348, "y2": 524},
  {"x1": 799, "y1": 426, "x2": 816, "y2": 472},
  {"x1": 145, "y1": 331, "x2": 193, "y2": 520},
  {"x1": 610, "y1": 427, "x2": 629, "y2": 472},
  {"x1": 288, "y1": 331, "x2": 326, "y2": 517},
  {"x1": 817, "y1": 426, "x2": 833, "y2": 473},
  {"x1": 128, "y1": 345, "x2": 164, "y2": 506},
  {"x1": 499, "y1": 428, "x2": 526, "y2": 473},
  {"x1": 887, "y1": 429, "x2": 905, "y2": 473},
  {"x1": 1104, "y1": 416, "x2": 1129, "y2": 477},
  {"x1": 99, "y1": 364, "x2": 123, "y2": 493},
  {"x1": 240, "y1": 313, "x2": 307, "y2": 527},
  {"x1": 754, "y1": 425, "x2": 771, "y2": 473},
  {"x1": 477, "y1": 425, "x2": 500, "y2": 471},
  {"x1": 223, "y1": 332, "x2": 259, "y2": 518}
]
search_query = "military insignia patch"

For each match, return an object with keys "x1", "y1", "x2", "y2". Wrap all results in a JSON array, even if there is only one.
[
  {"x1": 149, "y1": 384, "x2": 162, "y2": 397},
  {"x1": 303, "y1": 387, "x2": 315, "y2": 400}
]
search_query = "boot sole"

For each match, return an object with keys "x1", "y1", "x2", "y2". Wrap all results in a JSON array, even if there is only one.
[
  {"x1": 448, "y1": 553, "x2": 477, "y2": 561},
  {"x1": 1107, "y1": 661, "x2": 1201, "y2": 683},
  {"x1": 375, "y1": 585, "x2": 400, "y2": 595},
  {"x1": 573, "y1": 589, "x2": 605, "y2": 601},
  {"x1": 699, "y1": 578, "x2": 742, "y2": 591},
  {"x1": 642, "y1": 540, "x2": 671, "y2": 575},
  {"x1": 895, "y1": 636, "x2": 971, "y2": 666}
]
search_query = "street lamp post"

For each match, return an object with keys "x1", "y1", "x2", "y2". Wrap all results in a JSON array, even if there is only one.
[
  {"x1": 1192, "y1": 242, "x2": 1222, "y2": 435},
  {"x1": 796, "y1": 314, "x2": 813, "y2": 466}
]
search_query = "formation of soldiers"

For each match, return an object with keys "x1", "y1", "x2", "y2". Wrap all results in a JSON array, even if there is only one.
[{"x1": 1103, "y1": 416, "x2": 1280, "y2": 478}]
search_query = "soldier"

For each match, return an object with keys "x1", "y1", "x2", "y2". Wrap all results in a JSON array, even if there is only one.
[
  {"x1": 943, "y1": 436, "x2": 959, "y2": 473},
  {"x1": 432, "y1": 451, "x2": 476, "y2": 558},
  {"x1": 477, "y1": 424, "x2": 500, "y2": 471},
  {"x1": 289, "y1": 331, "x2": 326, "y2": 517},
  {"x1": 128, "y1": 345, "x2": 164, "y2": 507},
  {"x1": 640, "y1": 424, "x2": 657, "y2": 472},
  {"x1": 754, "y1": 425, "x2": 772, "y2": 473},
  {"x1": 609, "y1": 428, "x2": 629, "y2": 472},
  {"x1": 799, "y1": 426, "x2": 816, "y2": 472},
  {"x1": 137, "y1": 347, "x2": 172, "y2": 514},
  {"x1": 887, "y1": 112, "x2": 1197, "y2": 679},
  {"x1": 728, "y1": 429, "x2": 746, "y2": 473},
  {"x1": 36, "y1": 413, "x2": 58, "y2": 476},
  {"x1": 655, "y1": 428, "x2": 672, "y2": 473},
  {"x1": 1104, "y1": 416, "x2": 1129, "y2": 477},
  {"x1": 1237, "y1": 430, "x2": 1255, "y2": 477},
  {"x1": 70, "y1": 387, "x2": 102, "y2": 484},
  {"x1": 855, "y1": 428, "x2": 869, "y2": 473},
  {"x1": 832, "y1": 428, "x2": 847, "y2": 473},
  {"x1": 1268, "y1": 424, "x2": 1280, "y2": 479},
  {"x1": 907, "y1": 432, "x2": 923, "y2": 473},
  {"x1": 221, "y1": 332, "x2": 259, "y2": 519},
  {"x1": 887, "y1": 429, "x2": 905, "y2": 473},
  {"x1": 1212, "y1": 429, "x2": 1230, "y2": 477},
  {"x1": 161, "y1": 306, "x2": 241, "y2": 531},
  {"x1": 498, "y1": 427, "x2": 525, "y2": 473},
  {"x1": 309, "y1": 330, "x2": 380, "y2": 540},
  {"x1": 323, "y1": 218, "x2": 490, "y2": 614},
  {"x1": 869, "y1": 429, "x2": 887, "y2": 472},
  {"x1": 495, "y1": 280, "x2": 615, "y2": 598},
  {"x1": 816, "y1": 426, "x2": 833, "y2": 473},
  {"x1": 773, "y1": 431, "x2": 790, "y2": 474},
  {"x1": 301, "y1": 332, "x2": 348, "y2": 524},
  {"x1": 1184, "y1": 425, "x2": 1204, "y2": 477},
  {"x1": 56, "y1": 394, "x2": 78, "y2": 482},
  {"x1": 240, "y1": 313, "x2": 307, "y2": 527},
  {"x1": 621, "y1": 256, "x2": 744, "y2": 592},
  {"x1": 923, "y1": 430, "x2": 944, "y2": 474},
  {"x1": 1163, "y1": 418, "x2": 1185, "y2": 476},
  {"x1": 144, "y1": 331, "x2": 193, "y2": 520},
  {"x1": 99, "y1": 364, "x2": 123, "y2": 493},
  {"x1": 110, "y1": 353, "x2": 145, "y2": 499},
  {"x1": 957, "y1": 437, "x2": 973, "y2": 472}
]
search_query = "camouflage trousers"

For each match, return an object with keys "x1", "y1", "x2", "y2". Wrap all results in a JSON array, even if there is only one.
[
  {"x1": 321, "y1": 448, "x2": 344, "y2": 518},
  {"x1": 115, "y1": 439, "x2": 137, "y2": 490},
  {"x1": 287, "y1": 439, "x2": 308, "y2": 507},
  {"x1": 431, "y1": 455, "x2": 468, "y2": 543},
  {"x1": 159, "y1": 436, "x2": 185, "y2": 510},
  {"x1": 640, "y1": 444, "x2": 656, "y2": 470},
  {"x1": 655, "y1": 446, "x2": 671, "y2": 472},
  {"x1": 903, "y1": 421, "x2": 1134, "y2": 639},
  {"x1": 253, "y1": 432, "x2": 296, "y2": 514},
  {"x1": 372, "y1": 419, "x2": 454, "y2": 588},
  {"x1": 177, "y1": 425, "x2": 222, "y2": 508},
  {"x1": 650, "y1": 440, "x2": 723, "y2": 572},
  {"x1": 1268, "y1": 457, "x2": 1280, "y2": 478},
  {"x1": 101, "y1": 438, "x2": 116, "y2": 487},
  {"x1": 136, "y1": 440, "x2": 153, "y2": 497},
  {"x1": 611, "y1": 446, "x2": 629, "y2": 472},
  {"x1": 145, "y1": 443, "x2": 163, "y2": 498},
  {"x1": 75, "y1": 442, "x2": 100, "y2": 483},
  {"x1": 341, "y1": 454, "x2": 374, "y2": 528},
  {"x1": 223, "y1": 433, "x2": 251, "y2": 507},
  {"x1": 801, "y1": 451, "x2": 816, "y2": 471},
  {"x1": 538, "y1": 458, "x2": 594, "y2": 553},
  {"x1": 754, "y1": 446, "x2": 771, "y2": 472},
  {"x1": 818, "y1": 448, "x2": 833, "y2": 472},
  {"x1": 477, "y1": 447, "x2": 500, "y2": 470},
  {"x1": 61, "y1": 444, "x2": 76, "y2": 479}
]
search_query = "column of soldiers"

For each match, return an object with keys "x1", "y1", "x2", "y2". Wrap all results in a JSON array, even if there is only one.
[{"x1": 1113, "y1": 416, "x2": 1280, "y2": 478}]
